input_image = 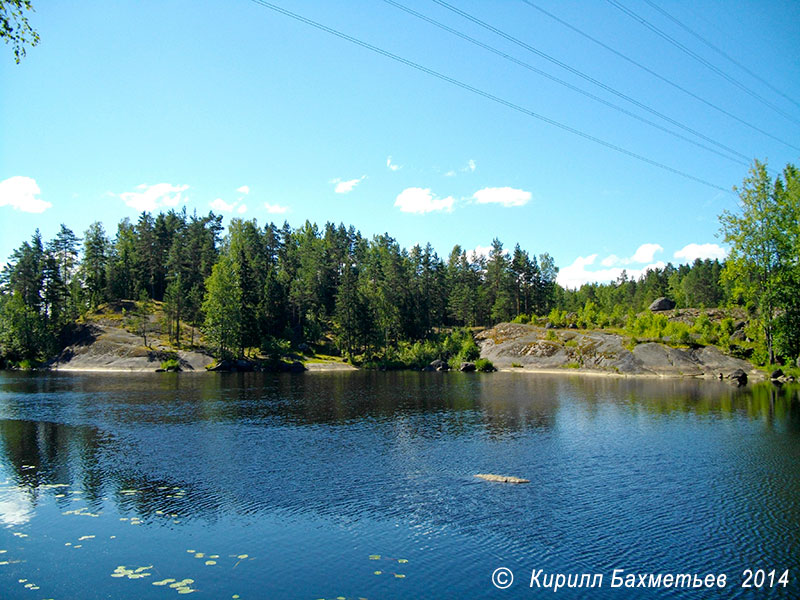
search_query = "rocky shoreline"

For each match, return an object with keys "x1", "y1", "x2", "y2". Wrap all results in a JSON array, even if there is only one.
[
  {"x1": 13, "y1": 319, "x2": 770, "y2": 383},
  {"x1": 476, "y1": 322, "x2": 765, "y2": 381}
]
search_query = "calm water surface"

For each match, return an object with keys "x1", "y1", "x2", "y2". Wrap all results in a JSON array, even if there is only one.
[{"x1": 0, "y1": 371, "x2": 798, "y2": 599}]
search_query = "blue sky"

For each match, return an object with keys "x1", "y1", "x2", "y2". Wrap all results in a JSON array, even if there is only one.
[{"x1": 1, "y1": 0, "x2": 798, "y2": 288}]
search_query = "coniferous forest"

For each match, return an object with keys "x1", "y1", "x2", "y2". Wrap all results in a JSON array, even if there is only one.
[{"x1": 1, "y1": 162, "x2": 798, "y2": 370}]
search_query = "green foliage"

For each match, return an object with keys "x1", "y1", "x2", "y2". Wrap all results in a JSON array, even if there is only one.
[
  {"x1": 474, "y1": 358, "x2": 495, "y2": 372},
  {"x1": 202, "y1": 254, "x2": 242, "y2": 359},
  {"x1": 3, "y1": 163, "x2": 795, "y2": 372},
  {"x1": 0, "y1": 0, "x2": 39, "y2": 63},
  {"x1": 160, "y1": 358, "x2": 180, "y2": 371},
  {"x1": 510, "y1": 362, "x2": 522, "y2": 368},
  {"x1": 547, "y1": 308, "x2": 566, "y2": 327},
  {"x1": 720, "y1": 161, "x2": 800, "y2": 364}
]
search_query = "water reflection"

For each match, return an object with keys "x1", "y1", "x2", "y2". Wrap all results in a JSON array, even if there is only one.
[{"x1": 0, "y1": 372, "x2": 798, "y2": 599}]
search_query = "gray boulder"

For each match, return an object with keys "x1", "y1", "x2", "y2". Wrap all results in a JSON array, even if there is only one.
[
  {"x1": 649, "y1": 297, "x2": 676, "y2": 311},
  {"x1": 771, "y1": 368, "x2": 784, "y2": 380},
  {"x1": 460, "y1": 362, "x2": 476, "y2": 372},
  {"x1": 429, "y1": 359, "x2": 449, "y2": 372},
  {"x1": 728, "y1": 368, "x2": 748, "y2": 386}
]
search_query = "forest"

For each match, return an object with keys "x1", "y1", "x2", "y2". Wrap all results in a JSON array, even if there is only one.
[{"x1": 1, "y1": 161, "x2": 798, "y2": 370}]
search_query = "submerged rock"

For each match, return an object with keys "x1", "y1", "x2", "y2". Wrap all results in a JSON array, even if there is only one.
[
  {"x1": 475, "y1": 473, "x2": 530, "y2": 484},
  {"x1": 429, "y1": 359, "x2": 449, "y2": 372},
  {"x1": 728, "y1": 368, "x2": 748, "y2": 386}
]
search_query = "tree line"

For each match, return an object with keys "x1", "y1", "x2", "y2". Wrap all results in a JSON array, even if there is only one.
[{"x1": 1, "y1": 161, "x2": 797, "y2": 367}]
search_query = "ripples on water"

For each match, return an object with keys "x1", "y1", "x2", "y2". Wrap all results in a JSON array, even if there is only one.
[{"x1": 0, "y1": 371, "x2": 798, "y2": 599}]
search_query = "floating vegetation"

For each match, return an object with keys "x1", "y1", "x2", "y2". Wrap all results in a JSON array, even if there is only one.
[
  {"x1": 153, "y1": 578, "x2": 177, "y2": 586},
  {"x1": 54, "y1": 494, "x2": 66, "y2": 498},
  {"x1": 41, "y1": 483, "x2": 69, "y2": 489},
  {"x1": 236, "y1": 554, "x2": 247, "y2": 560},
  {"x1": 111, "y1": 565, "x2": 153, "y2": 579},
  {"x1": 165, "y1": 578, "x2": 196, "y2": 594},
  {"x1": 78, "y1": 535, "x2": 95, "y2": 541},
  {"x1": 204, "y1": 560, "x2": 216, "y2": 566},
  {"x1": 12, "y1": 532, "x2": 27, "y2": 538},
  {"x1": 120, "y1": 489, "x2": 140, "y2": 495},
  {"x1": 368, "y1": 554, "x2": 408, "y2": 579}
]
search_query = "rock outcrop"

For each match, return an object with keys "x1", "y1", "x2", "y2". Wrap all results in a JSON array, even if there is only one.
[
  {"x1": 51, "y1": 323, "x2": 214, "y2": 372},
  {"x1": 476, "y1": 322, "x2": 763, "y2": 380}
]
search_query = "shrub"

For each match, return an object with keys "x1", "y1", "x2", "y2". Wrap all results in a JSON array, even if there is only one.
[
  {"x1": 474, "y1": 358, "x2": 495, "y2": 372},
  {"x1": 459, "y1": 338, "x2": 481, "y2": 361},
  {"x1": 510, "y1": 362, "x2": 523, "y2": 368},
  {"x1": 547, "y1": 308, "x2": 566, "y2": 328},
  {"x1": 160, "y1": 358, "x2": 181, "y2": 371}
]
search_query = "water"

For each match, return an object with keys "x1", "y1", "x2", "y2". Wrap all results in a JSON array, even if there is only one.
[{"x1": 0, "y1": 371, "x2": 798, "y2": 599}]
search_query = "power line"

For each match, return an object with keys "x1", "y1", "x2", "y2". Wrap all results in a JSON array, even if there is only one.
[
  {"x1": 246, "y1": 0, "x2": 732, "y2": 193},
  {"x1": 429, "y1": 0, "x2": 758, "y2": 162},
  {"x1": 641, "y1": 0, "x2": 800, "y2": 111},
  {"x1": 382, "y1": 0, "x2": 750, "y2": 167},
  {"x1": 520, "y1": 0, "x2": 800, "y2": 153},
  {"x1": 605, "y1": 0, "x2": 800, "y2": 127}
]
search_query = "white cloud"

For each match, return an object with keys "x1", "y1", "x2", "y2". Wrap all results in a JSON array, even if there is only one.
[
  {"x1": 631, "y1": 243, "x2": 663, "y2": 263},
  {"x1": 394, "y1": 187, "x2": 454, "y2": 214},
  {"x1": 386, "y1": 156, "x2": 402, "y2": 171},
  {"x1": 264, "y1": 202, "x2": 289, "y2": 214},
  {"x1": 332, "y1": 175, "x2": 366, "y2": 194},
  {"x1": 237, "y1": 185, "x2": 250, "y2": 195},
  {"x1": 601, "y1": 254, "x2": 621, "y2": 267},
  {"x1": 466, "y1": 159, "x2": 476, "y2": 172},
  {"x1": 674, "y1": 243, "x2": 727, "y2": 262},
  {"x1": 210, "y1": 198, "x2": 235, "y2": 212},
  {"x1": 237, "y1": 204, "x2": 248, "y2": 214},
  {"x1": 558, "y1": 254, "x2": 666, "y2": 289},
  {"x1": 0, "y1": 176, "x2": 52, "y2": 213},
  {"x1": 444, "y1": 170, "x2": 456, "y2": 177},
  {"x1": 117, "y1": 182, "x2": 189, "y2": 212},
  {"x1": 472, "y1": 186, "x2": 531, "y2": 207},
  {"x1": 601, "y1": 243, "x2": 663, "y2": 267}
]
